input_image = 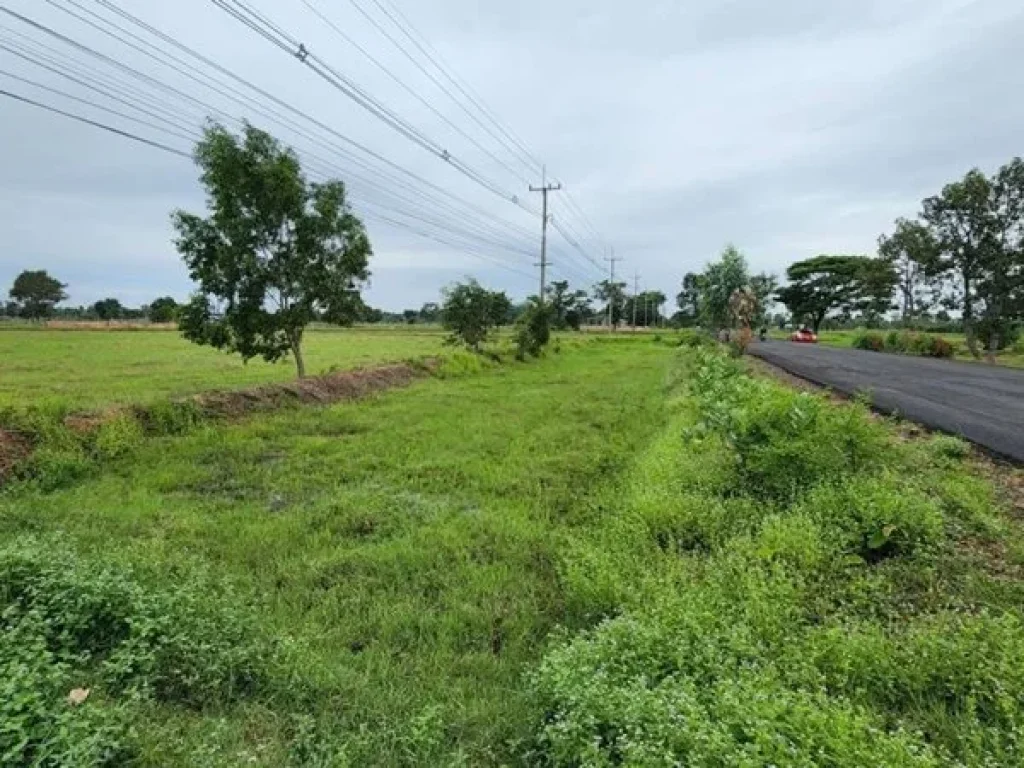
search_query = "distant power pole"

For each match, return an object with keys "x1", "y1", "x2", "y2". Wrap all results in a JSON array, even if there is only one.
[
  {"x1": 605, "y1": 249, "x2": 621, "y2": 330},
  {"x1": 529, "y1": 166, "x2": 561, "y2": 303},
  {"x1": 632, "y1": 271, "x2": 640, "y2": 332}
]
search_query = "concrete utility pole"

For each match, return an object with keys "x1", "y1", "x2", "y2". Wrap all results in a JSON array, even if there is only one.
[
  {"x1": 529, "y1": 166, "x2": 561, "y2": 303},
  {"x1": 605, "y1": 248, "x2": 621, "y2": 330},
  {"x1": 632, "y1": 271, "x2": 640, "y2": 332}
]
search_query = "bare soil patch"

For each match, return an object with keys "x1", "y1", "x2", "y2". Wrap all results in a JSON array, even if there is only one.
[
  {"x1": 191, "y1": 360, "x2": 435, "y2": 419},
  {"x1": 0, "y1": 428, "x2": 31, "y2": 483}
]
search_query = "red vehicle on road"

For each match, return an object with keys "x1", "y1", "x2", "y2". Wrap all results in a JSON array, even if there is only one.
[{"x1": 790, "y1": 327, "x2": 818, "y2": 343}]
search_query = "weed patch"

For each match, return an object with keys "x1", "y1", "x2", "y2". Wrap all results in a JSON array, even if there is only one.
[
  {"x1": 530, "y1": 347, "x2": 1024, "y2": 766},
  {"x1": 0, "y1": 537, "x2": 270, "y2": 764}
]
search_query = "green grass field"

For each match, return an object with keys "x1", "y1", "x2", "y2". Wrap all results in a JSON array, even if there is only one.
[
  {"x1": 0, "y1": 327, "x2": 447, "y2": 410},
  {"x1": 3, "y1": 334, "x2": 1024, "y2": 765}
]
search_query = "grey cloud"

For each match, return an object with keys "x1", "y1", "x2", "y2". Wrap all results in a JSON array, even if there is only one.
[{"x1": 1, "y1": 0, "x2": 1023, "y2": 310}]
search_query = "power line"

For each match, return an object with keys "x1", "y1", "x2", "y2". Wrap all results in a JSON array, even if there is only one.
[
  {"x1": 210, "y1": 0, "x2": 534, "y2": 214},
  {"x1": 0, "y1": 86, "x2": 191, "y2": 156},
  {"x1": 0, "y1": 67, "x2": 198, "y2": 143},
  {"x1": 1, "y1": 0, "x2": 585, "y2": 287},
  {"x1": 296, "y1": 0, "x2": 531, "y2": 185},
  {"x1": 367, "y1": 0, "x2": 543, "y2": 173},
  {"x1": 95, "y1": 0, "x2": 602, "y2": 283},
  {"x1": 3, "y1": 2, "x2": 543, "y2": 251},
  {"x1": 364, "y1": 0, "x2": 610, "y2": 260}
]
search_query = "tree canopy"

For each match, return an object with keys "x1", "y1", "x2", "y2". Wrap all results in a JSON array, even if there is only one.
[
  {"x1": 441, "y1": 279, "x2": 507, "y2": 350},
  {"x1": 624, "y1": 290, "x2": 667, "y2": 328},
  {"x1": 675, "y1": 245, "x2": 776, "y2": 332},
  {"x1": 594, "y1": 279, "x2": 627, "y2": 327},
  {"x1": 8, "y1": 270, "x2": 67, "y2": 319},
  {"x1": 880, "y1": 157, "x2": 1024, "y2": 357},
  {"x1": 148, "y1": 297, "x2": 179, "y2": 323},
  {"x1": 776, "y1": 255, "x2": 896, "y2": 332},
  {"x1": 172, "y1": 123, "x2": 371, "y2": 377},
  {"x1": 698, "y1": 245, "x2": 749, "y2": 330},
  {"x1": 546, "y1": 280, "x2": 591, "y2": 330},
  {"x1": 92, "y1": 298, "x2": 124, "y2": 321},
  {"x1": 877, "y1": 218, "x2": 940, "y2": 324},
  {"x1": 675, "y1": 272, "x2": 702, "y2": 326}
]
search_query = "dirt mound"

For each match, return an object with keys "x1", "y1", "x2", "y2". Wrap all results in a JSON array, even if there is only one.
[
  {"x1": 190, "y1": 360, "x2": 436, "y2": 419},
  {"x1": 0, "y1": 359, "x2": 438, "y2": 487},
  {"x1": 0, "y1": 428, "x2": 31, "y2": 482}
]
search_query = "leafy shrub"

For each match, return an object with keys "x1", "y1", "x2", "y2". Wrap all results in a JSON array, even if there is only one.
[
  {"x1": 91, "y1": 414, "x2": 144, "y2": 461},
  {"x1": 530, "y1": 593, "x2": 940, "y2": 767},
  {"x1": 19, "y1": 445, "x2": 92, "y2": 491},
  {"x1": 515, "y1": 301, "x2": 552, "y2": 360},
  {"x1": 676, "y1": 329, "x2": 713, "y2": 349},
  {"x1": 0, "y1": 538, "x2": 269, "y2": 710},
  {"x1": 880, "y1": 331, "x2": 954, "y2": 358},
  {"x1": 976, "y1": 319, "x2": 1020, "y2": 352},
  {"x1": 136, "y1": 399, "x2": 204, "y2": 435},
  {"x1": 1, "y1": 616, "x2": 136, "y2": 766},
  {"x1": 923, "y1": 336, "x2": 954, "y2": 358},
  {"x1": 687, "y1": 350, "x2": 891, "y2": 502},
  {"x1": 885, "y1": 330, "x2": 909, "y2": 353},
  {"x1": 440, "y1": 279, "x2": 507, "y2": 351},
  {"x1": 926, "y1": 434, "x2": 971, "y2": 461},
  {"x1": 852, "y1": 331, "x2": 885, "y2": 351},
  {"x1": 797, "y1": 476, "x2": 943, "y2": 561}
]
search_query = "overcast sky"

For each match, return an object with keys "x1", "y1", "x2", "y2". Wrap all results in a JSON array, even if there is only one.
[{"x1": 1, "y1": 0, "x2": 1023, "y2": 310}]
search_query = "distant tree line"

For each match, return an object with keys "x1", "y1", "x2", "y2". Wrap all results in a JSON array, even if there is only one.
[{"x1": 3, "y1": 269, "x2": 181, "y2": 323}]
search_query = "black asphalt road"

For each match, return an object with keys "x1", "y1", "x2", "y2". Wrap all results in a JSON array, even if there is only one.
[{"x1": 749, "y1": 341, "x2": 1024, "y2": 463}]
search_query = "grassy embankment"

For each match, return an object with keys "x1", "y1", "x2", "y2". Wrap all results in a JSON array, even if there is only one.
[{"x1": 2, "y1": 335, "x2": 1024, "y2": 765}]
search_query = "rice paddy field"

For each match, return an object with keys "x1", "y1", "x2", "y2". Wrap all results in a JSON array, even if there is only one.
[{"x1": 0, "y1": 325, "x2": 447, "y2": 409}]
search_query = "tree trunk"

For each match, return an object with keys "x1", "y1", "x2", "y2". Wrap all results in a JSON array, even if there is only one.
[
  {"x1": 290, "y1": 330, "x2": 306, "y2": 378},
  {"x1": 987, "y1": 331, "x2": 999, "y2": 364},
  {"x1": 963, "y1": 277, "x2": 981, "y2": 360}
]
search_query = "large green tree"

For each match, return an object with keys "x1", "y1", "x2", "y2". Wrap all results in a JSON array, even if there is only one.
[
  {"x1": 148, "y1": 296, "x2": 179, "y2": 323},
  {"x1": 172, "y1": 123, "x2": 370, "y2": 378},
  {"x1": 777, "y1": 255, "x2": 896, "y2": 332},
  {"x1": 884, "y1": 158, "x2": 1024, "y2": 359},
  {"x1": 8, "y1": 269, "x2": 67, "y2": 319},
  {"x1": 749, "y1": 273, "x2": 778, "y2": 328},
  {"x1": 699, "y1": 245, "x2": 749, "y2": 330},
  {"x1": 546, "y1": 280, "x2": 591, "y2": 330},
  {"x1": 919, "y1": 170, "x2": 993, "y2": 358},
  {"x1": 594, "y1": 279, "x2": 627, "y2": 328},
  {"x1": 675, "y1": 272, "x2": 702, "y2": 326},
  {"x1": 980, "y1": 158, "x2": 1024, "y2": 356},
  {"x1": 441, "y1": 279, "x2": 504, "y2": 350},
  {"x1": 877, "y1": 218, "x2": 940, "y2": 325},
  {"x1": 91, "y1": 298, "x2": 124, "y2": 320},
  {"x1": 487, "y1": 291, "x2": 514, "y2": 328}
]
